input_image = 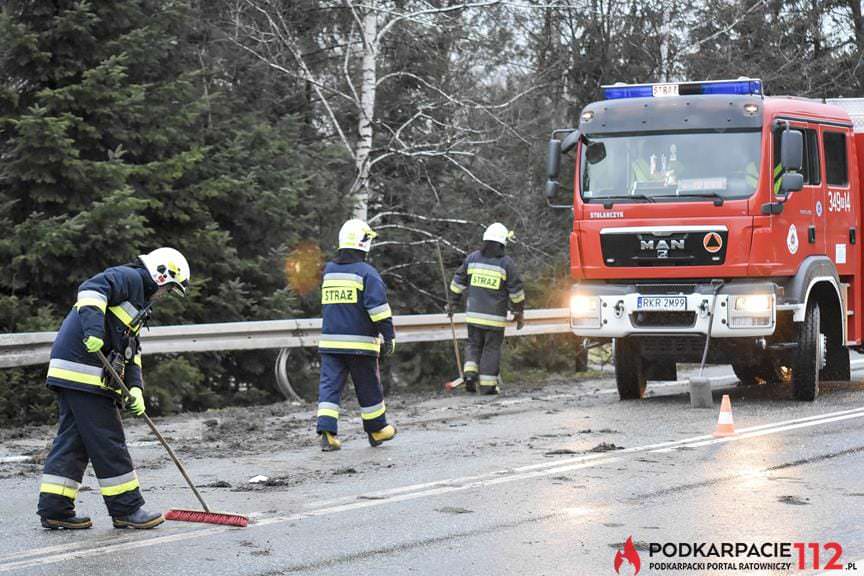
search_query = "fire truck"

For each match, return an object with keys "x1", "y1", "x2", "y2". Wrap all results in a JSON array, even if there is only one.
[{"x1": 545, "y1": 78, "x2": 864, "y2": 401}]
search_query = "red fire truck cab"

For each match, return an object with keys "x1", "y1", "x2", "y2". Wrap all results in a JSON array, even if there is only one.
[{"x1": 545, "y1": 79, "x2": 864, "y2": 401}]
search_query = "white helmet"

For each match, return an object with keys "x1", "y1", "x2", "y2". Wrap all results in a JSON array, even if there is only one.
[
  {"x1": 482, "y1": 222, "x2": 512, "y2": 246},
  {"x1": 338, "y1": 219, "x2": 378, "y2": 253},
  {"x1": 139, "y1": 247, "x2": 190, "y2": 296}
]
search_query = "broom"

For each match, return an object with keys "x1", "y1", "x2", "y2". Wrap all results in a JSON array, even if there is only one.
[
  {"x1": 435, "y1": 241, "x2": 465, "y2": 391},
  {"x1": 96, "y1": 350, "x2": 248, "y2": 527}
]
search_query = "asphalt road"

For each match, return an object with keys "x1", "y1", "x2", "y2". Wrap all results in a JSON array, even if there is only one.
[{"x1": 2, "y1": 365, "x2": 864, "y2": 576}]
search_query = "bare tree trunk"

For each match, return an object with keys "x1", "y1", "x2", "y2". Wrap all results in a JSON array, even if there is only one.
[{"x1": 351, "y1": 1, "x2": 378, "y2": 221}]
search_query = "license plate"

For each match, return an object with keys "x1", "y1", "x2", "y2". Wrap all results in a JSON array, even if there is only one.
[{"x1": 637, "y1": 296, "x2": 687, "y2": 311}]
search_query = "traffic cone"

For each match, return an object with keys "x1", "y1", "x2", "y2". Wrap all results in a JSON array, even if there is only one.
[{"x1": 713, "y1": 394, "x2": 736, "y2": 437}]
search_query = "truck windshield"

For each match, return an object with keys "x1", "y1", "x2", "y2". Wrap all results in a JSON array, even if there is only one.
[{"x1": 580, "y1": 130, "x2": 762, "y2": 203}]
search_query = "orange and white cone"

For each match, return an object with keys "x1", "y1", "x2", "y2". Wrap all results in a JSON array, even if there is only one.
[{"x1": 713, "y1": 394, "x2": 736, "y2": 437}]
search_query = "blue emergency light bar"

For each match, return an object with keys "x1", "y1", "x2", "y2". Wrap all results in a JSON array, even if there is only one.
[{"x1": 601, "y1": 79, "x2": 763, "y2": 100}]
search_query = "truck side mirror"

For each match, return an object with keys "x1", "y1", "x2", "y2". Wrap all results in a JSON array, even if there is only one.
[
  {"x1": 545, "y1": 139, "x2": 563, "y2": 199},
  {"x1": 546, "y1": 139, "x2": 562, "y2": 178},
  {"x1": 780, "y1": 172, "x2": 804, "y2": 194},
  {"x1": 780, "y1": 130, "x2": 803, "y2": 172}
]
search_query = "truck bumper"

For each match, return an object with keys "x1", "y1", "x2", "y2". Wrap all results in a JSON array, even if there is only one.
[{"x1": 569, "y1": 282, "x2": 778, "y2": 338}]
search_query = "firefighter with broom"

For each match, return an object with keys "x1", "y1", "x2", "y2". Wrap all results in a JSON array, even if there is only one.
[
  {"x1": 449, "y1": 223, "x2": 525, "y2": 394},
  {"x1": 37, "y1": 248, "x2": 189, "y2": 530}
]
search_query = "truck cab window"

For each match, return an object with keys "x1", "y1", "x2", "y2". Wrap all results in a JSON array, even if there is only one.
[
  {"x1": 823, "y1": 131, "x2": 849, "y2": 186},
  {"x1": 772, "y1": 127, "x2": 819, "y2": 193},
  {"x1": 580, "y1": 131, "x2": 762, "y2": 203}
]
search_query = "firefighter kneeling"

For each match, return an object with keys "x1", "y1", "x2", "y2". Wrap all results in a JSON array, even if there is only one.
[
  {"x1": 37, "y1": 248, "x2": 190, "y2": 530},
  {"x1": 450, "y1": 223, "x2": 525, "y2": 394},
  {"x1": 316, "y1": 219, "x2": 397, "y2": 451}
]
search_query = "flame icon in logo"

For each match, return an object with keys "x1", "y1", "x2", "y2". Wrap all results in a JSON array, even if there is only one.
[{"x1": 614, "y1": 536, "x2": 641, "y2": 575}]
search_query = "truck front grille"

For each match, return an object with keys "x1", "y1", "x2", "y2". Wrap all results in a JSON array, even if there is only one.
[{"x1": 630, "y1": 311, "x2": 696, "y2": 328}]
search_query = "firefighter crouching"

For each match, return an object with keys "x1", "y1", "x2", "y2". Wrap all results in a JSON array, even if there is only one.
[
  {"x1": 37, "y1": 248, "x2": 190, "y2": 530},
  {"x1": 317, "y1": 219, "x2": 397, "y2": 452},
  {"x1": 450, "y1": 223, "x2": 525, "y2": 394}
]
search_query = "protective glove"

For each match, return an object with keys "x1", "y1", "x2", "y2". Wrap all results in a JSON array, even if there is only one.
[
  {"x1": 382, "y1": 339, "x2": 396, "y2": 358},
  {"x1": 446, "y1": 304, "x2": 454, "y2": 319},
  {"x1": 83, "y1": 336, "x2": 104, "y2": 353},
  {"x1": 126, "y1": 387, "x2": 146, "y2": 416},
  {"x1": 515, "y1": 313, "x2": 524, "y2": 331}
]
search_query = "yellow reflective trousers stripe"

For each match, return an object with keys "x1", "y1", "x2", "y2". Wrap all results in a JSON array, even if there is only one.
[
  {"x1": 40, "y1": 483, "x2": 78, "y2": 499},
  {"x1": 317, "y1": 408, "x2": 339, "y2": 419},
  {"x1": 100, "y1": 477, "x2": 140, "y2": 497}
]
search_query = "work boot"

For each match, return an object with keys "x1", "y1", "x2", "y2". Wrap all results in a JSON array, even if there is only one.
[
  {"x1": 320, "y1": 431, "x2": 342, "y2": 452},
  {"x1": 481, "y1": 384, "x2": 499, "y2": 396},
  {"x1": 112, "y1": 508, "x2": 164, "y2": 530},
  {"x1": 464, "y1": 375, "x2": 477, "y2": 393},
  {"x1": 40, "y1": 514, "x2": 92, "y2": 530},
  {"x1": 368, "y1": 424, "x2": 397, "y2": 447}
]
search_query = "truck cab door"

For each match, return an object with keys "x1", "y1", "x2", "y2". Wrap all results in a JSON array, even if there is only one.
[
  {"x1": 822, "y1": 128, "x2": 855, "y2": 270},
  {"x1": 772, "y1": 124, "x2": 824, "y2": 260}
]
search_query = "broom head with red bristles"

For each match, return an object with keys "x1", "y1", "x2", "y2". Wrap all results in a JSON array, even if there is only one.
[
  {"x1": 165, "y1": 508, "x2": 248, "y2": 527},
  {"x1": 443, "y1": 376, "x2": 463, "y2": 392}
]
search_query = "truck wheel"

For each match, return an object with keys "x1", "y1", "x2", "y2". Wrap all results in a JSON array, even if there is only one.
[
  {"x1": 793, "y1": 299, "x2": 823, "y2": 401},
  {"x1": 820, "y1": 328, "x2": 850, "y2": 382},
  {"x1": 732, "y1": 358, "x2": 779, "y2": 386},
  {"x1": 645, "y1": 360, "x2": 677, "y2": 381},
  {"x1": 614, "y1": 337, "x2": 646, "y2": 400},
  {"x1": 732, "y1": 363, "x2": 764, "y2": 386}
]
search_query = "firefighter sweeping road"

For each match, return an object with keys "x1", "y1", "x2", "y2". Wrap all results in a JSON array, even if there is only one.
[{"x1": 2, "y1": 365, "x2": 864, "y2": 576}]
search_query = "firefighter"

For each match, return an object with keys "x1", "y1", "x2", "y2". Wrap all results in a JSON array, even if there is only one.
[
  {"x1": 317, "y1": 219, "x2": 397, "y2": 452},
  {"x1": 37, "y1": 248, "x2": 190, "y2": 530},
  {"x1": 450, "y1": 223, "x2": 525, "y2": 394}
]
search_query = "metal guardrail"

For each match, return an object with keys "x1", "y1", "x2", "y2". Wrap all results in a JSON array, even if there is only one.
[{"x1": 0, "y1": 308, "x2": 572, "y2": 369}]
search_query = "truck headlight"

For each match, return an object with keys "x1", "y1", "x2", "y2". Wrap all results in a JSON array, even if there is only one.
[
  {"x1": 571, "y1": 295, "x2": 601, "y2": 328},
  {"x1": 728, "y1": 294, "x2": 774, "y2": 328}
]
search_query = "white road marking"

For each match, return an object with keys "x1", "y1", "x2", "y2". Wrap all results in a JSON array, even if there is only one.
[{"x1": 4, "y1": 404, "x2": 864, "y2": 572}]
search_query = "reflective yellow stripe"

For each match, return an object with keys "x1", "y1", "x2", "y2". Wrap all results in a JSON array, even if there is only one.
[
  {"x1": 464, "y1": 361, "x2": 479, "y2": 373},
  {"x1": 466, "y1": 316, "x2": 507, "y2": 328},
  {"x1": 361, "y1": 406, "x2": 386, "y2": 420},
  {"x1": 450, "y1": 281, "x2": 466, "y2": 294},
  {"x1": 47, "y1": 367, "x2": 105, "y2": 387},
  {"x1": 509, "y1": 290, "x2": 525, "y2": 303},
  {"x1": 133, "y1": 354, "x2": 142, "y2": 367},
  {"x1": 40, "y1": 483, "x2": 78, "y2": 499},
  {"x1": 369, "y1": 304, "x2": 392, "y2": 322},
  {"x1": 100, "y1": 476, "x2": 140, "y2": 496},
  {"x1": 75, "y1": 299, "x2": 107, "y2": 312},
  {"x1": 109, "y1": 306, "x2": 133, "y2": 327},
  {"x1": 318, "y1": 340, "x2": 381, "y2": 352},
  {"x1": 317, "y1": 408, "x2": 339, "y2": 419},
  {"x1": 322, "y1": 279, "x2": 364, "y2": 290}
]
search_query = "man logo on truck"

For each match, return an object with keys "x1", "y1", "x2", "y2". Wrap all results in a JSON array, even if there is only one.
[{"x1": 640, "y1": 238, "x2": 684, "y2": 259}]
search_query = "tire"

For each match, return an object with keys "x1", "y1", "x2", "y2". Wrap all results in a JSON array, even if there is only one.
[
  {"x1": 732, "y1": 363, "x2": 763, "y2": 387},
  {"x1": 614, "y1": 337, "x2": 647, "y2": 400},
  {"x1": 645, "y1": 359, "x2": 677, "y2": 381},
  {"x1": 821, "y1": 326, "x2": 850, "y2": 382},
  {"x1": 793, "y1": 299, "x2": 822, "y2": 401},
  {"x1": 732, "y1": 358, "x2": 780, "y2": 386}
]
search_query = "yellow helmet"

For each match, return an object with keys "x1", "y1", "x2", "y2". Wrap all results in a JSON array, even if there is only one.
[{"x1": 338, "y1": 219, "x2": 378, "y2": 253}]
